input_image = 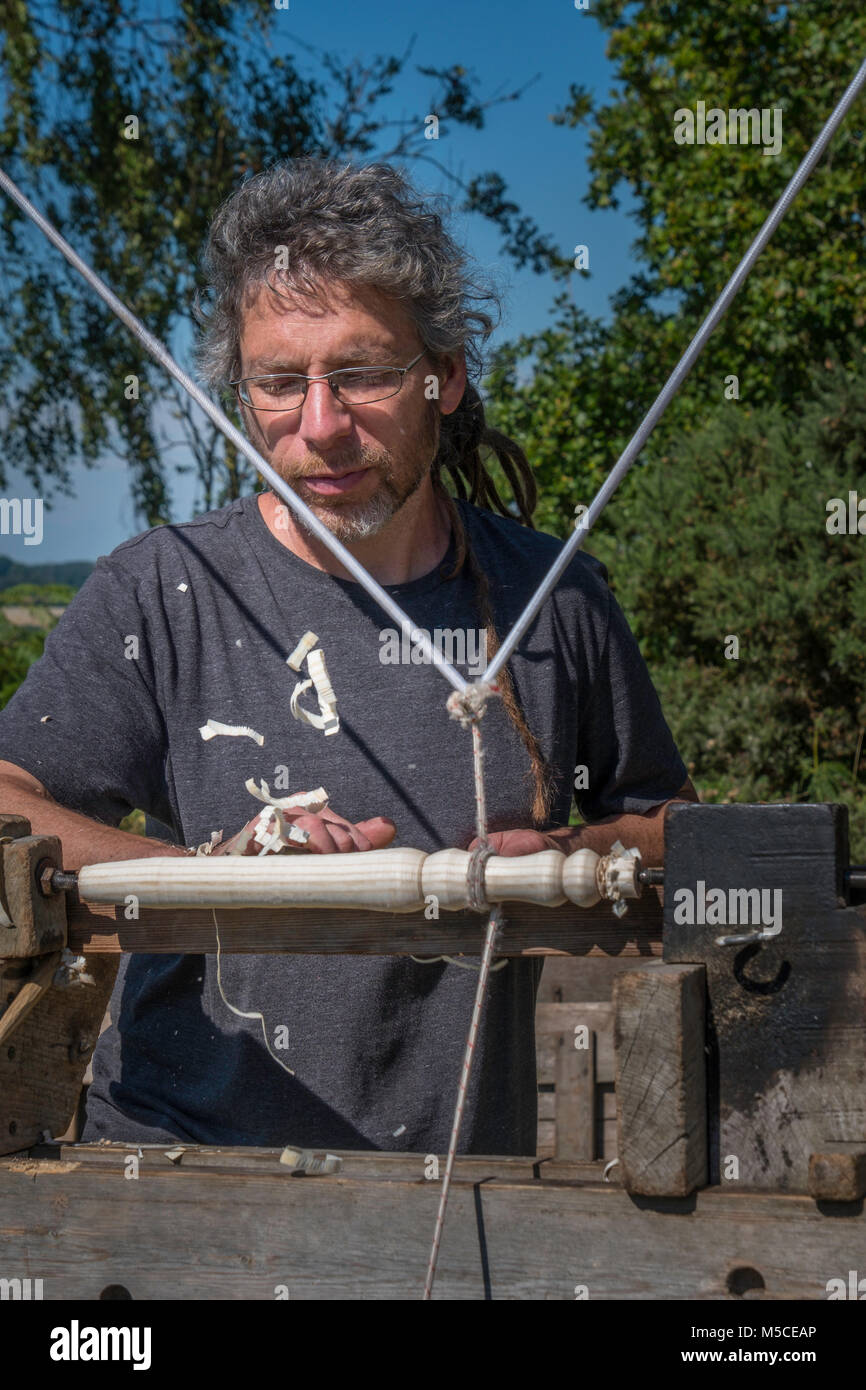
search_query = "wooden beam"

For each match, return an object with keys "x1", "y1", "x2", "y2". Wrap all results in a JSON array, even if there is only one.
[
  {"x1": 614, "y1": 962, "x2": 707, "y2": 1197},
  {"x1": 808, "y1": 1150, "x2": 866, "y2": 1202},
  {"x1": 664, "y1": 802, "x2": 866, "y2": 1194},
  {"x1": 1, "y1": 1143, "x2": 862, "y2": 1300},
  {"x1": 66, "y1": 894, "x2": 664, "y2": 956}
]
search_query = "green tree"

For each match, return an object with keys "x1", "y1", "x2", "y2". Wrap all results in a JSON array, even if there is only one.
[
  {"x1": 486, "y1": 0, "x2": 866, "y2": 540},
  {"x1": 0, "y1": 596, "x2": 57, "y2": 705},
  {"x1": 592, "y1": 350, "x2": 866, "y2": 856},
  {"x1": 1, "y1": 0, "x2": 568, "y2": 525},
  {"x1": 0, "y1": 582, "x2": 75, "y2": 604},
  {"x1": 480, "y1": 0, "x2": 866, "y2": 849}
]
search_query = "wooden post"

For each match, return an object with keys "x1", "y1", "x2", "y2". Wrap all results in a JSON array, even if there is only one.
[
  {"x1": 614, "y1": 962, "x2": 707, "y2": 1197},
  {"x1": 554, "y1": 1029, "x2": 596, "y2": 1161}
]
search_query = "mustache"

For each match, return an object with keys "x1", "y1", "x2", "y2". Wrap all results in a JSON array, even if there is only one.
[{"x1": 288, "y1": 452, "x2": 386, "y2": 479}]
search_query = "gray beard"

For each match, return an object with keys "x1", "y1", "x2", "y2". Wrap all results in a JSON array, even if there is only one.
[
  {"x1": 296, "y1": 424, "x2": 437, "y2": 542},
  {"x1": 307, "y1": 477, "x2": 411, "y2": 542},
  {"x1": 265, "y1": 402, "x2": 440, "y2": 543}
]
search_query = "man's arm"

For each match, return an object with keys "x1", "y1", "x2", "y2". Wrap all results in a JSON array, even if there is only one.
[
  {"x1": 477, "y1": 778, "x2": 700, "y2": 864},
  {"x1": 0, "y1": 759, "x2": 189, "y2": 871},
  {"x1": 547, "y1": 776, "x2": 699, "y2": 865},
  {"x1": 0, "y1": 761, "x2": 397, "y2": 867}
]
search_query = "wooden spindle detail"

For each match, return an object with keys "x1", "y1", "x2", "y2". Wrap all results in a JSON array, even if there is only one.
[{"x1": 75, "y1": 844, "x2": 620, "y2": 915}]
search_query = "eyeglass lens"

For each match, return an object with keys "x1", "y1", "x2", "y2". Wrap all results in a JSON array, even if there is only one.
[{"x1": 243, "y1": 368, "x2": 402, "y2": 410}]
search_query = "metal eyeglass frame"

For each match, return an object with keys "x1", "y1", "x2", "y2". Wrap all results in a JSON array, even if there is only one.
[{"x1": 230, "y1": 349, "x2": 428, "y2": 411}]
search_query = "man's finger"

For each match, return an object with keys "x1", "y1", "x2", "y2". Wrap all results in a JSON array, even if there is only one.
[
  {"x1": 289, "y1": 813, "x2": 344, "y2": 854},
  {"x1": 355, "y1": 817, "x2": 397, "y2": 849}
]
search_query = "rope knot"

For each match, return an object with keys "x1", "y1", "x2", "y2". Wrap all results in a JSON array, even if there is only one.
[
  {"x1": 445, "y1": 680, "x2": 499, "y2": 729},
  {"x1": 467, "y1": 841, "x2": 497, "y2": 914}
]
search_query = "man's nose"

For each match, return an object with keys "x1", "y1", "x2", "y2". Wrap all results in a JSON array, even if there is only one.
[{"x1": 298, "y1": 379, "x2": 354, "y2": 445}]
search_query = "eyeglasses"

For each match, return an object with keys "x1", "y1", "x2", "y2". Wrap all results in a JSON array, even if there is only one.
[{"x1": 230, "y1": 349, "x2": 427, "y2": 412}]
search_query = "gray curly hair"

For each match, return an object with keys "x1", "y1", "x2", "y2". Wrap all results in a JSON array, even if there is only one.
[
  {"x1": 195, "y1": 158, "x2": 552, "y2": 823},
  {"x1": 197, "y1": 158, "x2": 491, "y2": 389}
]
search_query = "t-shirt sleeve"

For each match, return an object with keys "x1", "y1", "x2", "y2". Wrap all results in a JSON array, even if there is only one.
[
  {"x1": 0, "y1": 555, "x2": 174, "y2": 829},
  {"x1": 575, "y1": 581, "x2": 688, "y2": 820}
]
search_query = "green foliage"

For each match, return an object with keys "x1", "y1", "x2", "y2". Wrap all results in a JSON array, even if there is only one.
[
  {"x1": 482, "y1": 0, "x2": 866, "y2": 853},
  {"x1": 0, "y1": 581, "x2": 72, "y2": 704},
  {"x1": 553, "y1": 0, "x2": 866, "y2": 412},
  {"x1": 0, "y1": 608, "x2": 48, "y2": 706},
  {"x1": 0, "y1": 582, "x2": 75, "y2": 604},
  {"x1": 488, "y1": 0, "x2": 866, "y2": 544},
  {"x1": 588, "y1": 352, "x2": 866, "y2": 856},
  {"x1": 0, "y1": 555, "x2": 92, "y2": 589}
]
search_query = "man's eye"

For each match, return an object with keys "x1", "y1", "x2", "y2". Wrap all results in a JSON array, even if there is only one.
[
  {"x1": 343, "y1": 370, "x2": 390, "y2": 387},
  {"x1": 261, "y1": 377, "x2": 302, "y2": 394}
]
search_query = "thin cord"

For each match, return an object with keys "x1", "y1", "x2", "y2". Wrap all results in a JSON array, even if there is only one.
[
  {"x1": 212, "y1": 907, "x2": 296, "y2": 1078},
  {"x1": 410, "y1": 955, "x2": 508, "y2": 973},
  {"x1": 423, "y1": 901, "x2": 504, "y2": 1300},
  {"x1": 423, "y1": 691, "x2": 503, "y2": 1299}
]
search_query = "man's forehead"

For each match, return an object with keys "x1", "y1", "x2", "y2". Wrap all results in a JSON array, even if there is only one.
[
  {"x1": 239, "y1": 277, "x2": 416, "y2": 366},
  {"x1": 239, "y1": 276, "x2": 411, "y2": 339}
]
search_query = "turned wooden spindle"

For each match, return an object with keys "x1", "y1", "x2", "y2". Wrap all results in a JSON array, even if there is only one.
[{"x1": 75, "y1": 844, "x2": 640, "y2": 913}]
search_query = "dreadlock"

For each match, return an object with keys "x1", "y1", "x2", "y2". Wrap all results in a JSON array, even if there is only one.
[{"x1": 433, "y1": 383, "x2": 555, "y2": 826}]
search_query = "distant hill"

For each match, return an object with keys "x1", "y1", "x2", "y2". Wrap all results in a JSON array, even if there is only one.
[{"x1": 0, "y1": 554, "x2": 93, "y2": 591}]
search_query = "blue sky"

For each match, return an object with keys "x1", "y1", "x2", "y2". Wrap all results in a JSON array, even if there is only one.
[{"x1": 2, "y1": 0, "x2": 642, "y2": 567}]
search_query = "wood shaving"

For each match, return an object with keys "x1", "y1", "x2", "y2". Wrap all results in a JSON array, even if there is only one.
[
  {"x1": 244, "y1": 778, "x2": 329, "y2": 814},
  {"x1": 199, "y1": 719, "x2": 264, "y2": 746},
  {"x1": 286, "y1": 630, "x2": 319, "y2": 671},
  {"x1": 279, "y1": 1147, "x2": 342, "y2": 1174}
]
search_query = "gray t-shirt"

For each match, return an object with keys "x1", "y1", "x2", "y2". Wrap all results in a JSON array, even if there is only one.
[{"x1": 0, "y1": 494, "x2": 686, "y2": 1153}]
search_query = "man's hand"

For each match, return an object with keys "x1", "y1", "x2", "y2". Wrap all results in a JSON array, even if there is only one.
[
  {"x1": 467, "y1": 780, "x2": 700, "y2": 865},
  {"x1": 467, "y1": 828, "x2": 555, "y2": 857},
  {"x1": 215, "y1": 806, "x2": 397, "y2": 856}
]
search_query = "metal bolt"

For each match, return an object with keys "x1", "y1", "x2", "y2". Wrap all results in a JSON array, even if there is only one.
[{"x1": 38, "y1": 861, "x2": 57, "y2": 896}]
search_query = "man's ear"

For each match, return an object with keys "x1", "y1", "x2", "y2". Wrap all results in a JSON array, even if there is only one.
[{"x1": 438, "y1": 352, "x2": 468, "y2": 416}]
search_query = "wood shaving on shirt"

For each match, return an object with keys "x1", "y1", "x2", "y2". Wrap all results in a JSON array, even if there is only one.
[{"x1": 199, "y1": 719, "x2": 264, "y2": 746}]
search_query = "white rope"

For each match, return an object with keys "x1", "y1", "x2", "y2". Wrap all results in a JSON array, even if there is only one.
[
  {"x1": 423, "y1": 682, "x2": 503, "y2": 1300},
  {"x1": 212, "y1": 907, "x2": 296, "y2": 1077}
]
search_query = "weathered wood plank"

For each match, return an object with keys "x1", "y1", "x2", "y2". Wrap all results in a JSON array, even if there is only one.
[
  {"x1": 536, "y1": 1003, "x2": 613, "y2": 1082},
  {"x1": 25, "y1": 1142, "x2": 542, "y2": 1183},
  {"x1": 537, "y1": 953, "x2": 661, "y2": 1004},
  {"x1": 0, "y1": 1146, "x2": 861, "y2": 1300},
  {"x1": 66, "y1": 896, "x2": 663, "y2": 956},
  {"x1": 614, "y1": 962, "x2": 707, "y2": 1197},
  {"x1": 664, "y1": 802, "x2": 866, "y2": 1193},
  {"x1": 555, "y1": 1030, "x2": 595, "y2": 1161}
]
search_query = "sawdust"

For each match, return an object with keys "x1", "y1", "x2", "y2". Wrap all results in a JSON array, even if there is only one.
[{"x1": 2, "y1": 1156, "x2": 82, "y2": 1176}]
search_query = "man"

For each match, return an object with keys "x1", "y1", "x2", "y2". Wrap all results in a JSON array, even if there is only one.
[{"x1": 0, "y1": 158, "x2": 696, "y2": 1154}]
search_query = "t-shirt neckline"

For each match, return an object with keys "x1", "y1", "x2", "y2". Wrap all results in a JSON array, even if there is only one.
[{"x1": 239, "y1": 490, "x2": 461, "y2": 599}]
